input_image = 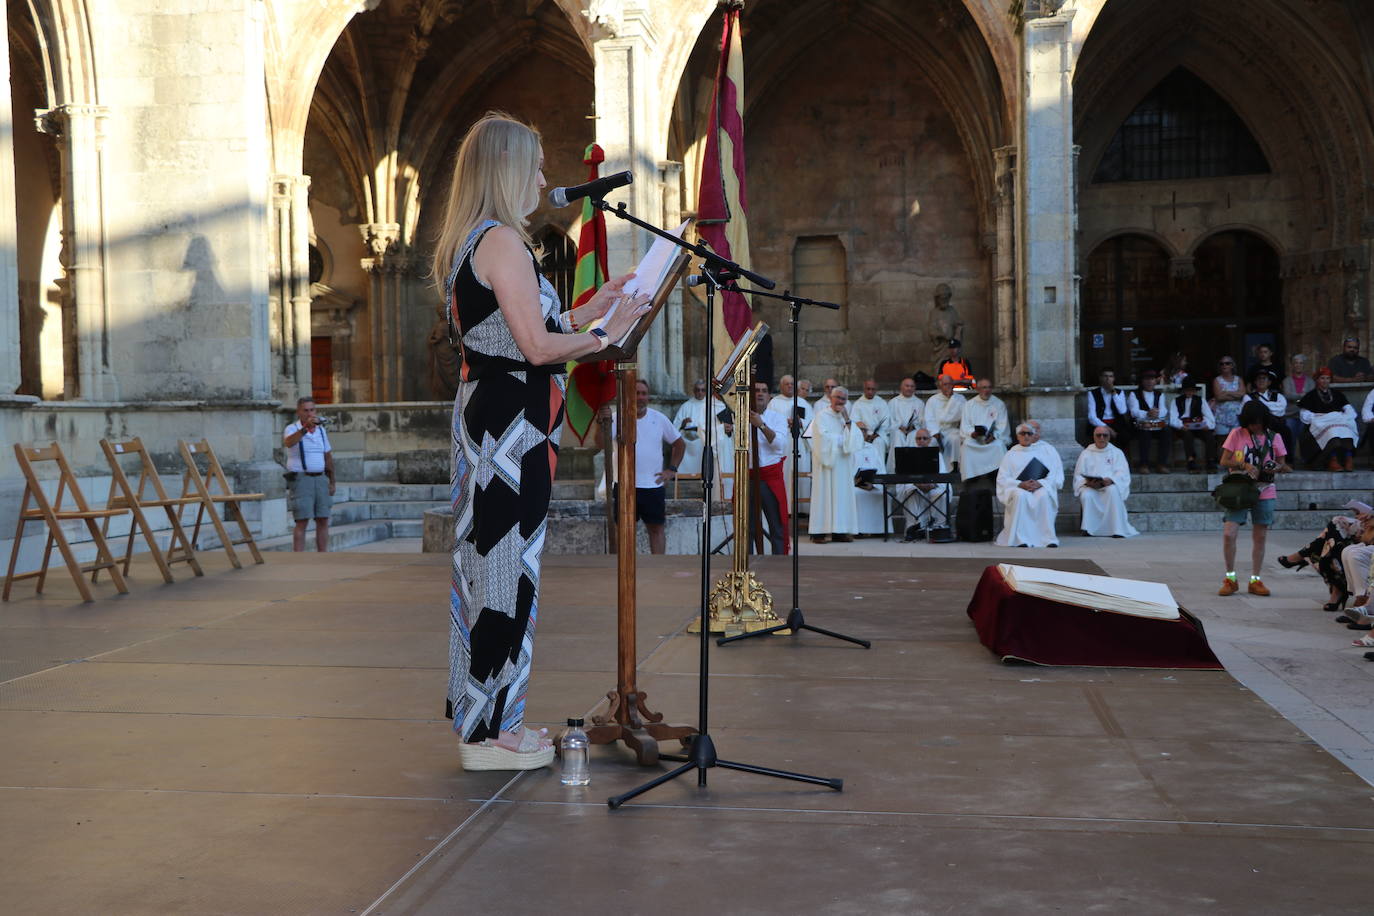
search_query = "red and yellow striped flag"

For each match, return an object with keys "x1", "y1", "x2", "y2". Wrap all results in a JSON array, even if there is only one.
[
  {"x1": 697, "y1": 6, "x2": 752, "y2": 367},
  {"x1": 564, "y1": 143, "x2": 616, "y2": 443}
]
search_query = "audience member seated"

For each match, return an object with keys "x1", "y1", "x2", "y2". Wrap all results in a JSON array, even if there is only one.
[
  {"x1": 1298, "y1": 367, "x2": 1359, "y2": 471},
  {"x1": 1277, "y1": 511, "x2": 1368, "y2": 614},
  {"x1": 1074, "y1": 426, "x2": 1138, "y2": 538},
  {"x1": 1280, "y1": 354, "x2": 1312, "y2": 464},
  {"x1": 1085, "y1": 367, "x2": 1131, "y2": 444},
  {"x1": 994, "y1": 422, "x2": 1064, "y2": 549},
  {"x1": 1211, "y1": 355, "x2": 1245, "y2": 448},
  {"x1": 1247, "y1": 343, "x2": 1283, "y2": 385},
  {"x1": 1242, "y1": 371, "x2": 1292, "y2": 466},
  {"x1": 1164, "y1": 351, "x2": 1189, "y2": 388},
  {"x1": 1129, "y1": 368, "x2": 1171, "y2": 474},
  {"x1": 1167, "y1": 375, "x2": 1216, "y2": 473},
  {"x1": 1329, "y1": 335, "x2": 1374, "y2": 382}
]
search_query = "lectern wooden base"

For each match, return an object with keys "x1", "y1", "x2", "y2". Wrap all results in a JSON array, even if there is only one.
[{"x1": 585, "y1": 361, "x2": 694, "y2": 765}]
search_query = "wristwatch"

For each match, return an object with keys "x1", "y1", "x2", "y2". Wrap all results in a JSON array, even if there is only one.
[{"x1": 590, "y1": 328, "x2": 609, "y2": 352}]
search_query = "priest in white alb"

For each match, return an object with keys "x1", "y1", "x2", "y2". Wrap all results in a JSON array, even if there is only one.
[
  {"x1": 959, "y1": 377, "x2": 1010, "y2": 483},
  {"x1": 1073, "y1": 425, "x2": 1140, "y2": 538},
  {"x1": 886, "y1": 376, "x2": 924, "y2": 469},
  {"x1": 850, "y1": 378, "x2": 889, "y2": 534},
  {"x1": 807, "y1": 385, "x2": 863, "y2": 543},
  {"x1": 768, "y1": 374, "x2": 813, "y2": 506},
  {"x1": 671, "y1": 378, "x2": 711, "y2": 476},
  {"x1": 995, "y1": 422, "x2": 1065, "y2": 548},
  {"x1": 925, "y1": 374, "x2": 966, "y2": 473}
]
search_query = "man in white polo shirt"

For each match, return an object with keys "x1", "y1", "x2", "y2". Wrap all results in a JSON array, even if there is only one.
[
  {"x1": 283, "y1": 397, "x2": 335, "y2": 551},
  {"x1": 596, "y1": 379, "x2": 686, "y2": 554}
]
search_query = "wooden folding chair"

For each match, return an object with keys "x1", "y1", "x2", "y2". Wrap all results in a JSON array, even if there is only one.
[
  {"x1": 3, "y1": 442, "x2": 131, "y2": 603},
  {"x1": 178, "y1": 439, "x2": 265, "y2": 568},
  {"x1": 98, "y1": 437, "x2": 205, "y2": 583}
]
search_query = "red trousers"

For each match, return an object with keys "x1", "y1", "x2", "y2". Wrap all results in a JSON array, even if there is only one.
[{"x1": 749, "y1": 459, "x2": 790, "y2": 555}]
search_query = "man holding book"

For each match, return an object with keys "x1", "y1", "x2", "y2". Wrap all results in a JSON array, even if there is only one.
[
  {"x1": 995, "y1": 422, "x2": 1064, "y2": 548},
  {"x1": 959, "y1": 377, "x2": 1010, "y2": 486},
  {"x1": 1074, "y1": 426, "x2": 1139, "y2": 538}
]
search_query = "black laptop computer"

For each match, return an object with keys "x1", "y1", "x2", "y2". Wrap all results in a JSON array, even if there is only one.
[{"x1": 893, "y1": 446, "x2": 941, "y2": 475}]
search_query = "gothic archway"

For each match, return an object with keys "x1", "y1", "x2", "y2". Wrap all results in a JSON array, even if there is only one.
[{"x1": 1082, "y1": 230, "x2": 1281, "y2": 385}]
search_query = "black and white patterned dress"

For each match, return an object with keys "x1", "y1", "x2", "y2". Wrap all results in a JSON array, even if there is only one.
[{"x1": 445, "y1": 220, "x2": 572, "y2": 741}]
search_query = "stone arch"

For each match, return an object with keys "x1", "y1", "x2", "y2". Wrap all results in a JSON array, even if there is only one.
[
  {"x1": 1184, "y1": 223, "x2": 1286, "y2": 260},
  {"x1": 298, "y1": 0, "x2": 595, "y2": 401},
  {"x1": 1082, "y1": 228, "x2": 1180, "y2": 261},
  {"x1": 1073, "y1": 0, "x2": 1374, "y2": 369},
  {"x1": 21, "y1": 0, "x2": 98, "y2": 106}
]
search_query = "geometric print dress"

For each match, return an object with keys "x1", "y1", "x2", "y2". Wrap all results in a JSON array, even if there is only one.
[{"x1": 445, "y1": 219, "x2": 573, "y2": 742}]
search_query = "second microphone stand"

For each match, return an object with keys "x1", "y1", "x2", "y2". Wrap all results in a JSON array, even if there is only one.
[{"x1": 717, "y1": 287, "x2": 871, "y2": 650}]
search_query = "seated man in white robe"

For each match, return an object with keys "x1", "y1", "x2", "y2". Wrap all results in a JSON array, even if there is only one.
[
  {"x1": 995, "y1": 422, "x2": 1065, "y2": 548},
  {"x1": 898, "y1": 427, "x2": 953, "y2": 542},
  {"x1": 1073, "y1": 425, "x2": 1139, "y2": 538},
  {"x1": 807, "y1": 385, "x2": 863, "y2": 543},
  {"x1": 851, "y1": 378, "x2": 889, "y2": 534},
  {"x1": 959, "y1": 377, "x2": 1011, "y2": 484}
]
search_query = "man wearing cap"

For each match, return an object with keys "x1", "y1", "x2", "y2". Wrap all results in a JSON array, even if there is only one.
[
  {"x1": 936, "y1": 339, "x2": 974, "y2": 390},
  {"x1": 1167, "y1": 376, "x2": 1216, "y2": 473},
  {"x1": 1129, "y1": 369, "x2": 1171, "y2": 473}
]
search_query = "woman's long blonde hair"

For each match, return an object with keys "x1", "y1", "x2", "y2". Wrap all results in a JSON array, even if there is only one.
[{"x1": 432, "y1": 112, "x2": 542, "y2": 292}]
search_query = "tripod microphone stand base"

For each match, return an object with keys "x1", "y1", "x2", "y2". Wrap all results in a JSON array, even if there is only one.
[
  {"x1": 607, "y1": 732, "x2": 843, "y2": 810},
  {"x1": 718, "y1": 605, "x2": 872, "y2": 648}
]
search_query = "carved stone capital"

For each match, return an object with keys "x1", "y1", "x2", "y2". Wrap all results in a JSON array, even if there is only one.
[
  {"x1": 1170, "y1": 257, "x2": 1196, "y2": 280},
  {"x1": 34, "y1": 104, "x2": 111, "y2": 148}
]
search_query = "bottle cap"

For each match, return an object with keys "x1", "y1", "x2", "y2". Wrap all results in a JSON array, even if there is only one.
[
  {"x1": 574, "y1": 718, "x2": 585, "y2": 727},
  {"x1": 567, "y1": 717, "x2": 577, "y2": 726}
]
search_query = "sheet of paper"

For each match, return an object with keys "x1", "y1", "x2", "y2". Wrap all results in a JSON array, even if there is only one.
[{"x1": 595, "y1": 220, "x2": 689, "y2": 345}]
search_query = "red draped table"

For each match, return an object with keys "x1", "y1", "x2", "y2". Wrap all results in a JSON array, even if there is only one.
[{"x1": 966, "y1": 565, "x2": 1223, "y2": 669}]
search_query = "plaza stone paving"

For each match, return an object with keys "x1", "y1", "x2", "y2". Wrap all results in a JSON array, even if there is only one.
[{"x1": 0, "y1": 535, "x2": 1370, "y2": 914}]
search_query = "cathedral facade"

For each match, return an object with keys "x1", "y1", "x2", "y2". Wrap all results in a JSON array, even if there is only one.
[{"x1": 2, "y1": 0, "x2": 1372, "y2": 543}]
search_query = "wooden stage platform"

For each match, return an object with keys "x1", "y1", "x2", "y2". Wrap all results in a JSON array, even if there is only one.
[{"x1": 1, "y1": 550, "x2": 1370, "y2": 913}]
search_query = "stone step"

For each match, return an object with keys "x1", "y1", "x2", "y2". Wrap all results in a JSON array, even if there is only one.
[
  {"x1": 336, "y1": 482, "x2": 447, "y2": 502},
  {"x1": 553, "y1": 479, "x2": 596, "y2": 500},
  {"x1": 260, "y1": 520, "x2": 393, "y2": 552}
]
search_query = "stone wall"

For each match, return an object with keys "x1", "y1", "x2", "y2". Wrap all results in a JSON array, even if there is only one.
[{"x1": 743, "y1": 26, "x2": 991, "y2": 390}]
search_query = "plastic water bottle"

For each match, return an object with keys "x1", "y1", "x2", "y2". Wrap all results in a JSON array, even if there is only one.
[{"x1": 560, "y1": 718, "x2": 589, "y2": 786}]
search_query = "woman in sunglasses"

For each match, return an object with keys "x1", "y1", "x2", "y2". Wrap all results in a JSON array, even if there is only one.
[{"x1": 1211, "y1": 356, "x2": 1244, "y2": 463}]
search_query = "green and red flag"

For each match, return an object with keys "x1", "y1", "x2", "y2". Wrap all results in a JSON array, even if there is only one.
[
  {"x1": 564, "y1": 142, "x2": 616, "y2": 443},
  {"x1": 697, "y1": 4, "x2": 752, "y2": 368}
]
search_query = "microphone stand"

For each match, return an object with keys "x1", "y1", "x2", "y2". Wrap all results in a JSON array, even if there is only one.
[
  {"x1": 717, "y1": 285, "x2": 871, "y2": 650},
  {"x1": 588, "y1": 198, "x2": 842, "y2": 809}
]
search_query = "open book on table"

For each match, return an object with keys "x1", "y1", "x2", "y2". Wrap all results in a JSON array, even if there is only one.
[{"x1": 997, "y1": 564, "x2": 1181, "y2": 620}]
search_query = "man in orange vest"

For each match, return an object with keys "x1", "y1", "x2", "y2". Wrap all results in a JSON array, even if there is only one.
[{"x1": 936, "y1": 339, "x2": 974, "y2": 390}]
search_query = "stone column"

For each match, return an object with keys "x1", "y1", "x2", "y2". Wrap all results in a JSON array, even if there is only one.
[
  {"x1": 592, "y1": 8, "x2": 671, "y2": 391},
  {"x1": 1020, "y1": 11, "x2": 1080, "y2": 447},
  {"x1": 270, "y1": 174, "x2": 313, "y2": 401},
  {"x1": 993, "y1": 146, "x2": 1018, "y2": 386},
  {"x1": 37, "y1": 104, "x2": 114, "y2": 401},
  {"x1": 360, "y1": 222, "x2": 404, "y2": 402},
  {"x1": 660, "y1": 159, "x2": 685, "y2": 394},
  {"x1": 0, "y1": 0, "x2": 20, "y2": 397}
]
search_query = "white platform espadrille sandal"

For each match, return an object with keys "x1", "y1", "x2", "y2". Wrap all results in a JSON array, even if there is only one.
[{"x1": 459, "y1": 727, "x2": 555, "y2": 771}]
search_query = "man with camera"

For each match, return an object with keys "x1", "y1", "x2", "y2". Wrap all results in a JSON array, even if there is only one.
[{"x1": 283, "y1": 396, "x2": 335, "y2": 552}]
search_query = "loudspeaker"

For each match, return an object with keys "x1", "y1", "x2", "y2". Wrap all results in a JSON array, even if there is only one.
[{"x1": 956, "y1": 489, "x2": 994, "y2": 543}]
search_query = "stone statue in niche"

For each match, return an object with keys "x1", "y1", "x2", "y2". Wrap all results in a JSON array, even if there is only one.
[
  {"x1": 427, "y1": 299, "x2": 461, "y2": 401},
  {"x1": 925, "y1": 283, "x2": 964, "y2": 363}
]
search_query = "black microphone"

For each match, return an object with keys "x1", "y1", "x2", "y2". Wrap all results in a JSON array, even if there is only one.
[{"x1": 547, "y1": 170, "x2": 633, "y2": 208}]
